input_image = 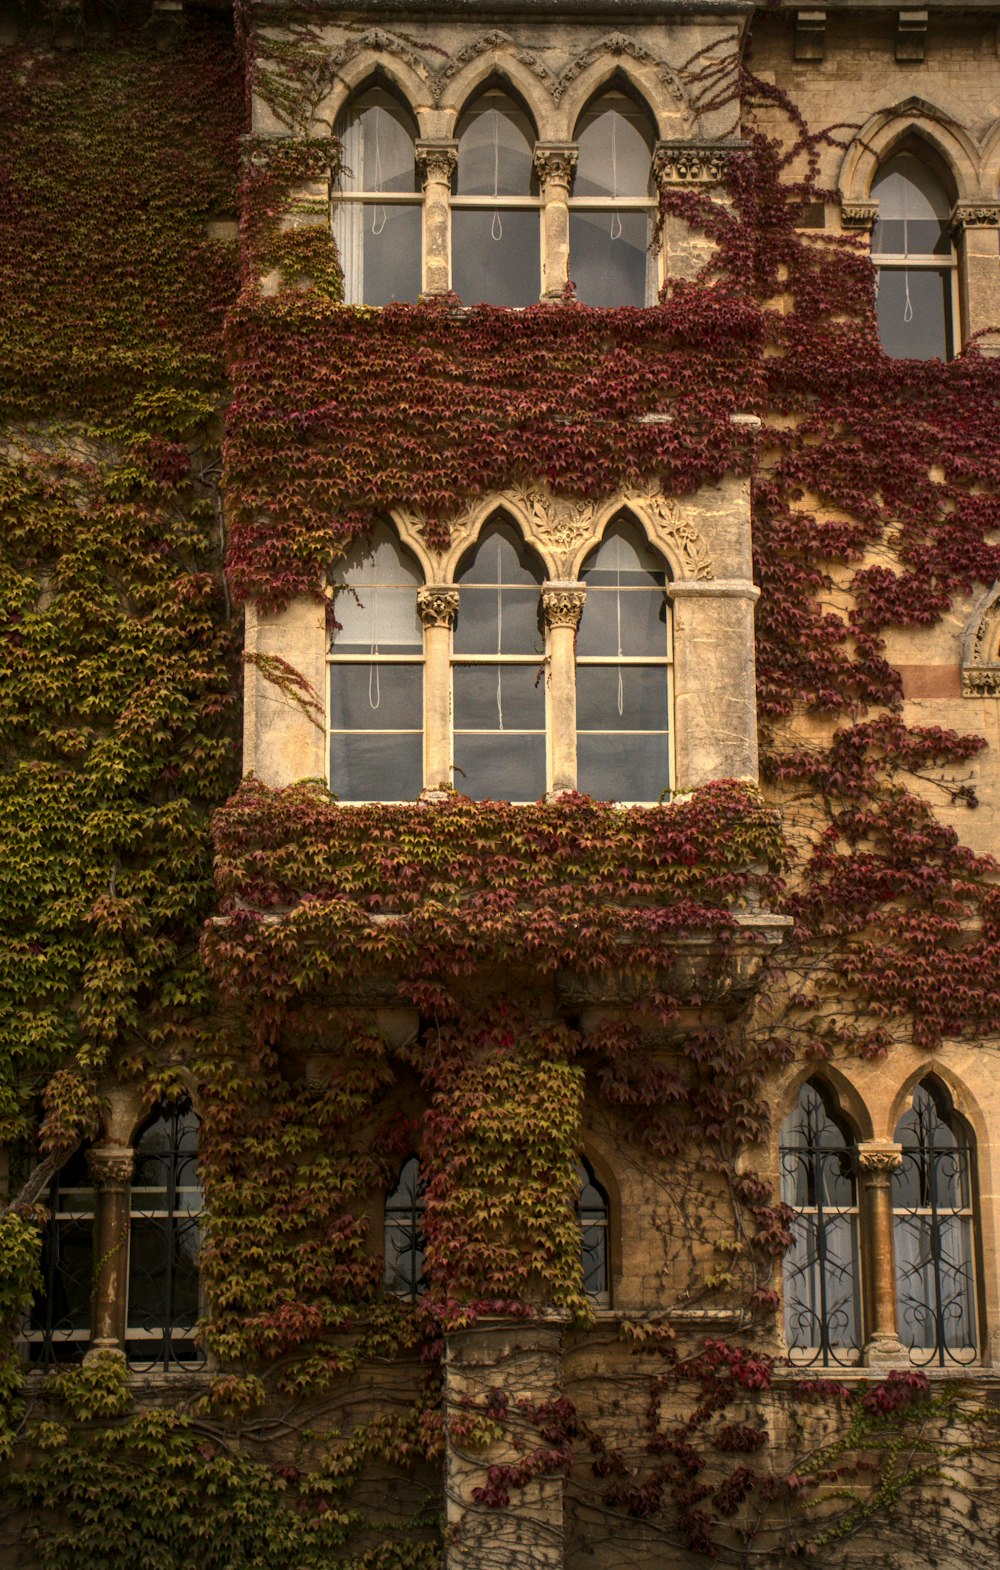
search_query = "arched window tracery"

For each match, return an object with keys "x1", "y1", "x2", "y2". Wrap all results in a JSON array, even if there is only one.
[
  {"x1": 452, "y1": 89, "x2": 541, "y2": 306},
  {"x1": 569, "y1": 90, "x2": 657, "y2": 306},
  {"x1": 577, "y1": 1156, "x2": 611, "y2": 1307},
  {"x1": 333, "y1": 86, "x2": 422, "y2": 305},
  {"x1": 384, "y1": 1154, "x2": 426, "y2": 1300},
  {"x1": 871, "y1": 149, "x2": 957, "y2": 359}
]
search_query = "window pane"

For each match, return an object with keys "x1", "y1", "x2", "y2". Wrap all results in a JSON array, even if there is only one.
[
  {"x1": 871, "y1": 152, "x2": 951, "y2": 257},
  {"x1": 454, "y1": 663, "x2": 544, "y2": 730},
  {"x1": 333, "y1": 202, "x2": 422, "y2": 306},
  {"x1": 330, "y1": 730, "x2": 423, "y2": 801},
  {"x1": 330, "y1": 663, "x2": 422, "y2": 731},
  {"x1": 457, "y1": 523, "x2": 542, "y2": 585},
  {"x1": 581, "y1": 1224, "x2": 608, "y2": 1297},
  {"x1": 454, "y1": 732, "x2": 546, "y2": 801},
  {"x1": 336, "y1": 90, "x2": 418, "y2": 194},
  {"x1": 577, "y1": 732, "x2": 669, "y2": 802},
  {"x1": 456, "y1": 93, "x2": 535, "y2": 195},
  {"x1": 577, "y1": 664, "x2": 668, "y2": 732},
  {"x1": 452, "y1": 209, "x2": 540, "y2": 306},
  {"x1": 876, "y1": 267, "x2": 951, "y2": 360},
  {"x1": 784, "y1": 1211, "x2": 861, "y2": 1356},
  {"x1": 575, "y1": 96, "x2": 653, "y2": 198},
  {"x1": 577, "y1": 589, "x2": 668, "y2": 657},
  {"x1": 569, "y1": 210, "x2": 650, "y2": 307},
  {"x1": 127, "y1": 1219, "x2": 199, "y2": 1331},
  {"x1": 454, "y1": 587, "x2": 542, "y2": 655}
]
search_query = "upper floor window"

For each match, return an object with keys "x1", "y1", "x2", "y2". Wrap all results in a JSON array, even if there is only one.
[
  {"x1": 328, "y1": 522, "x2": 424, "y2": 802},
  {"x1": 871, "y1": 151, "x2": 956, "y2": 360},
  {"x1": 452, "y1": 518, "x2": 545, "y2": 801},
  {"x1": 570, "y1": 92, "x2": 657, "y2": 307},
  {"x1": 577, "y1": 519, "x2": 672, "y2": 802},
  {"x1": 779, "y1": 1081, "x2": 862, "y2": 1366},
  {"x1": 25, "y1": 1142, "x2": 94, "y2": 1365},
  {"x1": 126, "y1": 1098, "x2": 204, "y2": 1371},
  {"x1": 384, "y1": 1154, "x2": 426, "y2": 1300},
  {"x1": 892, "y1": 1080, "x2": 978, "y2": 1365},
  {"x1": 452, "y1": 90, "x2": 540, "y2": 307},
  {"x1": 577, "y1": 1157, "x2": 611, "y2": 1307},
  {"x1": 334, "y1": 87, "x2": 422, "y2": 305}
]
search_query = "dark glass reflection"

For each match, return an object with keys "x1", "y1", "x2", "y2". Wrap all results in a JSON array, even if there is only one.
[
  {"x1": 569, "y1": 211, "x2": 649, "y2": 307},
  {"x1": 27, "y1": 1144, "x2": 94, "y2": 1364},
  {"x1": 385, "y1": 1154, "x2": 426, "y2": 1300},
  {"x1": 126, "y1": 1099, "x2": 204, "y2": 1371},
  {"x1": 875, "y1": 269, "x2": 952, "y2": 361},
  {"x1": 334, "y1": 90, "x2": 421, "y2": 305},
  {"x1": 577, "y1": 1158, "x2": 610, "y2": 1304},
  {"x1": 871, "y1": 152, "x2": 954, "y2": 361},
  {"x1": 452, "y1": 209, "x2": 541, "y2": 307}
]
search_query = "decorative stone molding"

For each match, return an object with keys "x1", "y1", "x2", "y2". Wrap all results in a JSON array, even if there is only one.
[
  {"x1": 653, "y1": 140, "x2": 744, "y2": 188},
  {"x1": 794, "y1": 10, "x2": 827, "y2": 62},
  {"x1": 961, "y1": 581, "x2": 1000, "y2": 696},
  {"x1": 950, "y1": 200, "x2": 1000, "y2": 235},
  {"x1": 895, "y1": 8, "x2": 928, "y2": 62},
  {"x1": 432, "y1": 29, "x2": 556, "y2": 104},
  {"x1": 857, "y1": 1140, "x2": 904, "y2": 1174},
  {"x1": 840, "y1": 200, "x2": 879, "y2": 230},
  {"x1": 415, "y1": 140, "x2": 458, "y2": 187},
  {"x1": 510, "y1": 485, "x2": 598, "y2": 555},
  {"x1": 533, "y1": 143, "x2": 578, "y2": 189},
  {"x1": 88, "y1": 1147, "x2": 134, "y2": 1185},
  {"x1": 541, "y1": 582, "x2": 586, "y2": 630},
  {"x1": 629, "y1": 486, "x2": 716, "y2": 580},
  {"x1": 417, "y1": 586, "x2": 460, "y2": 629},
  {"x1": 555, "y1": 31, "x2": 690, "y2": 115}
]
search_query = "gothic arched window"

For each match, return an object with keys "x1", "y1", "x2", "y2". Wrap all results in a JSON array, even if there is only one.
[
  {"x1": 453, "y1": 518, "x2": 545, "y2": 801},
  {"x1": 328, "y1": 521, "x2": 424, "y2": 802},
  {"x1": 25, "y1": 1143, "x2": 94, "y2": 1364},
  {"x1": 892, "y1": 1080, "x2": 979, "y2": 1365},
  {"x1": 779, "y1": 1081, "x2": 862, "y2": 1366},
  {"x1": 577, "y1": 518, "x2": 672, "y2": 802},
  {"x1": 577, "y1": 1157, "x2": 610, "y2": 1307},
  {"x1": 570, "y1": 90, "x2": 657, "y2": 306},
  {"x1": 452, "y1": 89, "x2": 540, "y2": 306},
  {"x1": 333, "y1": 87, "x2": 422, "y2": 305},
  {"x1": 384, "y1": 1154, "x2": 426, "y2": 1300},
  {"x1": 871, "y1": 150, "x2": 956, "y2": 359},
  {"x1": 126, "y1": 1098, "x2": 203, "y2": 1370}
]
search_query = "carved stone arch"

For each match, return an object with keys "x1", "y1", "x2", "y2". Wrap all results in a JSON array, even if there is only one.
[
  {"x1": 384, "y1": 508, "x2": 437, "y2": 585},
  {"x1": 839, "y1": 100, "x2": 981, "y2": 214},
  {"x1": 434, "y1": 46, "x2": 551, "y2": 136},
  {"x1": 315, "y1": 45, "x2": 429, "y2": 139},
  {"x1": 398, "y1": 491, "x2": 561, "y2": 583},
  {"x1": 887, "y1": 1063, "x2": 987, "y2": 1152},
  {"x1": 566, "y1": 491, "x2": 714, "y2": 584},
  {"x1": 961, "y1": 581, "x2": 1000, "y2": 697},
  {"x1": 577, "y1": 1131, "x2": 622, "y2": 1294},
  {"x1": 780, "y1": 1064, "x2": 874, "y2": 1144},
  {"x1": 558, "y1": 49, "x2": 693, "y2": 142},
  {"x1": 126, "y1": 1077, "x2": 204, "y2": 1148},
  {"x1": 977, "y1": 118, "x2": 1000, "y2": 197}
]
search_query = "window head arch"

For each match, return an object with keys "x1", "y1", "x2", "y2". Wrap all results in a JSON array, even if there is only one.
[
  {"x1": 871, "y1": 148, "x2": 956, "y2": 360},
  {"x1": 892, "y1": 1078, "x2": 978, "y2": 1365},
  {"x1": 384, "y1": 1154, "x2": 426, "y2": 1300},
  {"x1": 577, "y1": 1157, "x2": 610, "y2": 1307},
  {"x1": 576, "y1": 517, "x2": 671, "y2": 803},
  {"x1": 333, "y1": 86, "x2": 421, "y2": 305},
  {"x1": 127, "y1": 1097, "x2": 203, "y2": 1370},
  {"x1": 452, "y1": 517, "x2": 545, "y2": 802},
  {"x1": 569, "y1": 90, "x2": 656, "y2": 307},
  {"x1": 779, "y1": 1080, "x2": 862, "y2": 1366},
  {"x1": 328, "y1": 522, "x2": 424, "y2": 803},
  {"x1": 452, "y1": 88, "x2": 540, "y2": 307}
]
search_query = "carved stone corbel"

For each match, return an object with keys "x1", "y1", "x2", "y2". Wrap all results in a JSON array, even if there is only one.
[
  {"x1": 653, "y1": 141, "x2": 745, "y2": 188},
  {"x1": 950, "y1": 201, "x2": 1000, "y2": 236},
  {"x1": 961, "y1": 582, "x2": 1000, "y2": 696},
  {"x1": 415, "y1": 140, "x2": 458, "y2": 188},
  {"x1": 417, "y1": 586, "x2": 460, "y2": 629},
  {"x1": 533, "y1": 143, "x2": 578, "y2": 190},
  {"x1": 541, "y1": 582, "x2": 586, "y2": 630},
  {"x1": 841, "y1": 200, "x2": 879, "y2": 231}
]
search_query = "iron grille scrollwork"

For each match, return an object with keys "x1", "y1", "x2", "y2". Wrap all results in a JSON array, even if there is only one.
[
  {"x1": 577, "y1": 1157, "x2": 610, "y2": 1307},
  {"x1": 24, "y1": 1144, "x2": 94, "y2": 1364},
  {"x1": 126, "y1": 1099, "x2": 204, "y2": 1371},
  {"x1": 384, "y1": 1154, "x2": 426, "y2": 1300}
]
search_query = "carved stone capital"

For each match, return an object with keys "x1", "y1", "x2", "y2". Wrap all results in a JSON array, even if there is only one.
[
  {"x1": 841, "y1": 200, "x2": 879, "y2": 231},
  {"x1": 653, "y1": 140, "x2": 743, "y2": 188},
  {"x1": 857, "y1": 1140, "x2": 903, "y2": 1174},
  {"x1": 533, "y1": 143, "x2": 578, "y2": 189},
  {"x1": 950, "y1": 200, "x2": 1000, "y2": 234},
  {"x1": 88, "y1": 1146, "x2": 134, "y2": 1186},
  {"x1": 542, "y1": 581, "x2": 586, "y2": 630},
  {"x1": 417, "y1": 586, "x2": 459, "y2": 629},
  {"x1": 415, "y1": 140, "x2": 458, "y2": 188},
  {"x1": 961, "y1": 581, "x2": 1000, "y2": 697}
]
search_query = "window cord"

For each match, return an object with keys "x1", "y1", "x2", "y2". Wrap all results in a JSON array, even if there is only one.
[
  {"x1": 371, "y1": 107, "x2": 387, "y2": 235},
  {"x1": 610, "y1": 113, "x2": 622, "y2": 240},
  {"x1": 369, "y1": 586, "x2": 381, "y2": 709},
  {"x1": 496, "y1": 539, "x2": 504, "y2": 730},
  {"x1": 491, "y1": 111, "x2": 503, "y2": 240},
  {"x1": 903, "y1": 269, "x2": 913, "y2": 325},
  {"x1": 616, "y1": 544, "x2": 624, "y2": 717}
]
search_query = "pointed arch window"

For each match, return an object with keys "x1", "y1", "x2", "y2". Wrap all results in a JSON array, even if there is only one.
[
  {"x1": 384, "y1": 1154, "x2": 426, "y2": 1300},
  {"x1": 780, "y1": 1082, "x2": 862, "y2": 1366},
  {"x1": 452, "y1": 90, "x2": 540, "y2": 306},
  {"x1": 577, "y1": 1158, "x2": 610, "y2": 1307},
  {"x1": 569, "y1": 91, "x2": 657, "y2": 307},
  {"x1": 892, "y1": 1080, "x2": 978, "y2": 1366},
  {"x1": 328, "y1": 521, "x2": 424, "y2": 802},
  {"x1": 126, "y1": 1098, "x2": 203, "y2": 1371},
  {"x1": 333, "y1": 87, "x2": 422, "y2": 305},
  {"x1": 577, "y1": 518, "x2": 672, "y2": 802},
  {"x1": 871, "y1": 151, "x2": 956, "y2": 359},
  {"x1": 453, "y1": 518, "x2": 545, "y2": 801},
  {"x1": 24, "y1": 1143, "x2": 94, "y2": 1364}
]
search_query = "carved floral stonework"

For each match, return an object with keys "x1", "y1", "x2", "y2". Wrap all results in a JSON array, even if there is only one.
[
  {"x1": 630, "y1": 486, "x2": 716, "y2": 580},
  {"x1": 840, "y1": 200, "x2": 879, "y2": 230},
  {"x1": 416, "y1": 141, "x2": 458, "y2": 187},
  {"x1": 961, "y1": 582, "x2": 1000, "y2": 697},
  {"x1": 533, "y1": 144, "x2": 578, "y2": 188},
  {"x1": 417, "y1": 586, "x2": 460, "y2": 629},
  {"x1": 510, "y1": 484, "x2": 598, "y2": 554},
  {"x1": 857, "y1": 1141, "x2": 903, "y2": 1173},
  {"x1": 541, "y1": 583, "x2": 586, "y2": 629},
  {"x1": 950, "y1": 201, "x2": 1000, "y2": 234},
  {"x1": 432, "y1": 30, "x2": 556, "y2": 103},
  {"x1": 88, "y1": 1148, "x2": 134, "y2": 1185},
  {"x1": 654, "y1": 141, "x2": 742, "y2": 187}
]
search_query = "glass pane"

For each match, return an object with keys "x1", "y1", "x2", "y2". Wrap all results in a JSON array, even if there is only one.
[
  {"x1": 577, "y1": 732, "x2": 669, "y2": 802},
  {"x1": 457, "y1": 522, "x2": 542, "y2": 585},
  {"x1": 335, "y1": 203, "x2": 421, "y2": 306},
  {"x1": 784, "y1": 1211, "x2": 861, "y2": 1356},
  {"x1": 577, "y1": 664, "x2": 668, "y2": 732},
  {"x1": 453, "y1": 732, "x2": 546, "y2": 801},
  {"x1": 574, "y1": 95, "x2": 653, "y2": 198},
  {"x1": 871, "y1": 152, "x2": 952, "y2": 257},
  {"x1": 452, "y1": 209, "x2": 540, "y2": 307},
  {"x1": 330, "y1": 525, "x2": 422, "y2": 650},
  {"x1": 454, "y1": 588, "x2": 542, "y2": 655},
  {"x1": 569, "y1": 210, "x2": 650, "y2": 307},
  {"x1": 329, "y1": 663, "x2": 422, "y2": 730},
  {"x1": 577, "y1": 590, "x2": 668, "y2": 658},
  {"x1": 581, "y1": 522, "x2": 666, "y2": 586},
  {"x1": 329, "y1": 730, "x2": 423, "y2": 801},
  {"x1": 456, "y1": 93, "x2": 535, "y2": 195},
  {"x1": 581, "y1": 1224, "x2": 608, "y2": 1297},
  {"x1": 454, "y1": 663, "x2": 544, "y2": 730},
  {"x1": 876, "y1": 267, "x2": 952, "y2": 360},
  {"x1": 30, "y1": 1221, "x2": 93, "y2": 1335},
  {"x1": 127, "y1": 1219, "x2": 199, "y2": 1331},
  {"x1": 336, "y1": 90, "x2": 418, "y2": 194}
]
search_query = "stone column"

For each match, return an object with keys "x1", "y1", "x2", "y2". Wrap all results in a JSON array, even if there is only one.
[
  {"x1": 857, "y1": 1140, "x2": 906, "y2": 1366},
  {"x1": 416, "y1": 141, "x2": 458, "y2": 297},
  {"x1": 445, "y1": 1317, "x2": 568, "y2": 1570},
  {"x1": 668, "y1": 579, "x2": 760, "y2": 788},
  {"x1": 86, "y1": 1146, "x2": 133, "y2": 1359},
  {"x1": 418, "y1": 587, "x2": 459, "y2": 793},
  {"x1": 542, "y1": 582, "x2": 585, "y2": 796},
  {"x1": 951, "y1": 203, "x2": 1000, "y2": 356},
  {"x1": 534, "y1": 145, "x2": 577, "y2": 301}
]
